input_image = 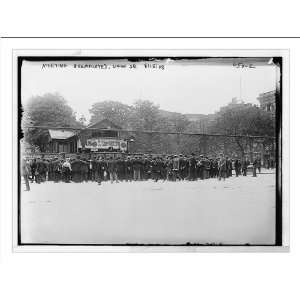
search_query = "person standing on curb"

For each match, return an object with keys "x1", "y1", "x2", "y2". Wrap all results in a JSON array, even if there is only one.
[{"x1": 21, "y1": 158, "x2": 30, "y2": 191}]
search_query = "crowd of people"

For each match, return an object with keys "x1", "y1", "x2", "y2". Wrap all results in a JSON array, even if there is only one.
[{"x1": 21, "y1": 153, "x2": 271, "y2": 191}]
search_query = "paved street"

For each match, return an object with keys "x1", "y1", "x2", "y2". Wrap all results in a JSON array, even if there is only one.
[{"x1": 20, "y1": 170, "x2": 276, "y2": 245}]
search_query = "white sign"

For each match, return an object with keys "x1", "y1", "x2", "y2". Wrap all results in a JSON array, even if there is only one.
[{"x1": 85, "y1": 138, "x2": 127, "y2": 151}]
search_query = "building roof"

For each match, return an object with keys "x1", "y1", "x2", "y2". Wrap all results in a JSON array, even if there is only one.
[
  {"x1": 49, "y1": 129, "x2": 77, "y2": 140},
  {"x1": 257, "y1": 90, "x2": 276, "y2": 104},
  {"x1": 87, "y1": 119, "x2": 122, "y2": 130},
  {"x1": 257, "y1": 90, "x2": 276, "y2": 97}
]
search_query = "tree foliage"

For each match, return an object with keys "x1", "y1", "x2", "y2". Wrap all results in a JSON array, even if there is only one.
[
  {"x1": 22, "y1": 93, "x2": 80, "y2": 151},
  {"x1": 210, "y1": 103, "x2": 275, "y2": 136},
  {"x1": 89, "y1": 100, "x2": 192, "y2": 153},
  {"x1": 89, "y1": 99, "x2": 191, "y2": 133},
  {"x1": 209, "y1": 103, "x2": 275, "y2": 156},
  {"x1": 132, "y1": 100, "x2": 160, "y2": 130},
  {"x1": 89, "y1": 101, "x2": 133, "y2": 128},
  {"x1": 23, "y1": 94, "x2": 275, "y2": 156}
]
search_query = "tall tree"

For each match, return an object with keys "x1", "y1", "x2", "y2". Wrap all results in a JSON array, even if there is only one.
[
  {"x1": 132, "y1": 100, "x2": 161, "y2": 131},
  {"x1": 89, "y1": 101, "x2": 133, "y2": 127},
  {"x1": 22, "y1": 93, "x2": 79, "y2": 151},
  {"x1": 210, "y1": 103, "x2": 275, "y2": 156},
  {"x1": 25, "y1": 93, "x2": 79, "y2": 127}
]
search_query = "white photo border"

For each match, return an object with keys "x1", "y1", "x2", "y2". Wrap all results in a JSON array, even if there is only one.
[{"x1": 12, "y1": 48, "x2": 290, "y2": 252}]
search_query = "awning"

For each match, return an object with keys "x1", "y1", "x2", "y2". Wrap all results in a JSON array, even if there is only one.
[{"x1": 49, "y1": 129, "x2": 76, "y2": 140}]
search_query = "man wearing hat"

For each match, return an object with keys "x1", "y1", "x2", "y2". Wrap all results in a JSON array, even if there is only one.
[
  {"x1": 107, "y1": 156, "x2": 118, "y2": 183},
  {"x1": 218, "y1": 154, "x2": 227, "y2": 181},
  {"x1": 21, "y1": 158, "x2": 30, "y2": 191},
  {"x1": 71, "y1": 155, "x2": 83, "y2": 183},
  {"x1": 62, "y1": 158, "x2": 72, "y2": 183},
  {"x1": 188, "y1": 153, "x2": 197, "y2": 181},
  {"x1": 132, "y1": 156, "x2": 142, "y2": 181},
  {"x1": 173, "y1": 155, "x2": 181, "y2": 181}
]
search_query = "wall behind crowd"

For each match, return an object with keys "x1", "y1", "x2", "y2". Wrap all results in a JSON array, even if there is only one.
[{"x1": 120, "y1": 131, "x2": 274, "y2": 160}]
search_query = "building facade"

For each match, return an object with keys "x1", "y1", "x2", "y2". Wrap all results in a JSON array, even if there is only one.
[
  {"x1": 257, "y1": 90, "x2": 276, "y2": 113},
  {"x1": 256, "y1": 90, "x2": 276, "y2": 165},
  {"x1": 48, "y1": 129, "x2": 78, "y2": 153},
  {"x1": 47, "y1": 119, "x2": 128, "y2": 154}
]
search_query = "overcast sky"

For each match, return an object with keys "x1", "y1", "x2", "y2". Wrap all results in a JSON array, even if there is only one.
[{"x1": 21, "y1": 59, "x2": 277, "y2": 121}]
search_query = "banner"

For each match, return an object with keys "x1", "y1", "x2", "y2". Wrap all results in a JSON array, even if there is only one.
[{"x1": 85, "y1": 138, "x2": 127, "y2": 151}]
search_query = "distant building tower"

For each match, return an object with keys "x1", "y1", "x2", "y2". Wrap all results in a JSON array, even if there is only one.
[{"x1": 257, "y1": 90, "x2": 276, "y2": 113}]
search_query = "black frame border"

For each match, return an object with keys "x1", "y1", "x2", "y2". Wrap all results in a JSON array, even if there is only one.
[{"x1": 17, "y1": 55, "x2": 283, "y2": 247}]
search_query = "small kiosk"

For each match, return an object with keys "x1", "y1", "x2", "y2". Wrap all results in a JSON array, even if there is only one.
[{"x1": 47, "y1": 119, "x2": 127, "y2": 154}]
